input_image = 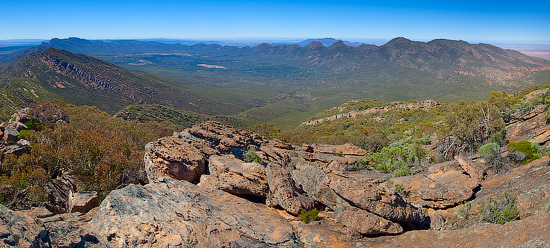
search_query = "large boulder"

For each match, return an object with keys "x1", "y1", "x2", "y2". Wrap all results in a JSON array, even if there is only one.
[
  {"x1": 80, "y1": 178, "x2": 299, "y2": 247},
  {"x1": 3, "y1": 127, "x2": 19, "y2": 143},
  {"x1": 266, "y1": 162, "x2": 316, "y2": 215},
  {"x1": 0, "y1": 205, "x2": 50, "y2": 247},
  {"x1": 392, "y1": 160, "x2": 480, "y2": 209},
  {"x1": 506, "y1": 105, "x2": 550, "y2": 146},
  {"x1": 68, "y1": 191, "x2": 100, "y2": 213},
  {"x1": 198, "y1": 154, "x2": 269, "y2": 199}
]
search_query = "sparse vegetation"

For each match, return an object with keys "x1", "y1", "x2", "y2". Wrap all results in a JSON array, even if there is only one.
[
  {"x1": 244, "y1": 149, "x2": 263, "y2": 164},
  {"x1": 0, "y1": 99, "x2": 176, "y2": 205},
  {"x1": 479, "y1": 192, "x2": 520, "y2": 224}
]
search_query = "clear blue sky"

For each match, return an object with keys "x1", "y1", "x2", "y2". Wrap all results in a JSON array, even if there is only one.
[{"x1": 1, "y1": 0, "x2": 549, "y2": 43}]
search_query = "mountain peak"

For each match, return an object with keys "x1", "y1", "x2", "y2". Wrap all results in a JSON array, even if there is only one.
[
  {"x1": 328, "y1": 40, "x2": 348, "y2": 49},
  {"x1": 305, "y1": 41, "x2": 325, "y2": 50}
]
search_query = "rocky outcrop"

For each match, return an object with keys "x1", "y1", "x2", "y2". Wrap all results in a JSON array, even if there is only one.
[
  {"x1": 42, "y1": 208, "x2": 98, "y2": 247},
  {"x1": 0, "y1": 205, "x2": 50, "y2": 247},
  {"x1": 143, "y1": 121, "x2": 426, "y2": 235},
  {"x1": 198, "y1": 154, "x2": 269, "y2": 199},
  {"x1": 506, "y1": 105, "x2": 550, "y2": 145},
  {"x1": 3, "y1": 117, "x2": 550, "y2": 247},
  {"x1": 144, "y1": 121, "x2": 268, "y2": 183},
  {"x1": 302, "y1": 100, "x2": 440, "y2": 126},
  {"x1": 392, "y1": 158, "x2": 482, "y2": 209},
  {"x1": 369, "y1": 211, "x2": 550, "y2": 248},
  {"x1": 68, "y1": 191, "x2": 99, "y2": 213},
  {"x1": 80, "y1": 178, "x2": 299, "y2": 247}
]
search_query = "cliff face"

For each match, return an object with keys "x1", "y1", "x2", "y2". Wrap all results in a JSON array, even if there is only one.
[
  {"x1": 0, "y1": 48, "x2": 223, "y2": 115},
  {"x1": 2, "y1": 113, "x2": 550, "y2": 247}
]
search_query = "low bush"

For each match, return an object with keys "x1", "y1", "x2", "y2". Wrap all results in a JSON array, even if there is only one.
[
  {"x1": 24, "y1": 118, "x2": 42, "y2": 130},
  {"x1": 244, "y1": 149, "x2": 263, "y2": 164},
  {"x1": 366, "y1": 144, "x2": 427, "y2": 176},
  {"x1": 507, "y1": 141, "x2": 542, "y2": 164},
  {"x1": 479, "y1": 191, "x2": 519, "y2": 224}
]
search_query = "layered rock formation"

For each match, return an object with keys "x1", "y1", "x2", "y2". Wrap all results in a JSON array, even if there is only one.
[{"x1": 1, "y1": 115, "x2": 550, "y2": 247}]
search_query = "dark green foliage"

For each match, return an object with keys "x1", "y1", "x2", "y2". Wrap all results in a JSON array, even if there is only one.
[
  {"x1": 17, "y1": 130, "x2": 31, "y2": 140},
  {"x1": 309, "y1": 208, "x2": 320, "y2": 221},
  {"x1": 300, "y1": 210, "x2": 310, "y2": 224},
  {"x1": 507, "y1": 141, "x2": 542, "y2": 164},
  {"x1": 244, "y1": 123, "x2": 281, "y2": 139},
  {"x1": 24, "y1": 118, "x2": 42, "y2": 130},
  {"x1": 479, "y1": 192, "x2": 520, "y2": 224},
  {"x1": 115, "y1": 104, "x2": 245, "y2": 130},
  {"x1": 394, "y1": 183, "x2": 404, "y2": 194},
  {"x1": 445, "y1": 100, "x2": 505, "y2": 152},
  {"x1": 244, "y1": 149, "x2": 263, "y2": 164}
]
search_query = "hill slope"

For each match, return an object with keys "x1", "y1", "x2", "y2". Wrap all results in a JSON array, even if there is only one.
[{"x1": 0, "y1": 48, "x2": 233, "y2": 118}]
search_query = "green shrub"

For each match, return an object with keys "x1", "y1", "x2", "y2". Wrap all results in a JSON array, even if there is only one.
[
  {"x1": 24, "y1": 118, "x2": 42, "y2": 131},
  {"x1": 507, "y1": 141, "x2": 542, "y2": 164},
  {"x1": 309, "y1": 208, "x2": 320, "y2": 221},
  {"x1": 457, "y1": 201, "x2": 472, "y2": 219},
  {"x1": 244, "y1": 149, "x2": 263, "y2": 164},
  {"x1": 479, "y1": 191, "x2": 519, "y2": 224},
  {"x1": 479, "y1": 142, "x2": 501, "y2": 163},
  {"x1": 300, "y1": 209, "x2": 310, "y2": 224},
  {"x1": 367, "y1": 144, "x2": 424, "y2": 176},
  {"x1": 394, "y1": 183, "x2": 404, "y2": 194},
  {"x1": 546, "y1": 107, "x2": 550, "y2": 120},
  {"x1": 300, "y1": 208, "x2": 321, "y2": 223},
  {"x1": 17, "y1": 130, "x2": 31, "y2": 140}
]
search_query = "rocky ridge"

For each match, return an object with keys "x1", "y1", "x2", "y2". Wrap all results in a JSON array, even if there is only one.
[
  {"x1": 1, "y1": 112, "x2": 550, "y2": 246},
  {"x1": 302, "y1": 100, "x2": 440, "y2": 126}
]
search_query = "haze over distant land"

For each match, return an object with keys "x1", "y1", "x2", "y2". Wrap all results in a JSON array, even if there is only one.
[{"x1": 0, "y1": 0, "x2": 548, "y2": 43}]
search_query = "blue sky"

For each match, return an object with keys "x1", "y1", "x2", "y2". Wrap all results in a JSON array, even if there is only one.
[{"x1": 1, "y1": 0, "x2": 549, "y2": 43}]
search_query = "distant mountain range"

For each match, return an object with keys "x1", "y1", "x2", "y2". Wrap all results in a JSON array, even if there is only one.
[
  {"x1": 297, "y1": 38, "x2": 364, "y2": 47},
  {"x1": 0, "y1": 37, "x2": 548, "y2": 127},
  {"x1": 25, "y1": 37, "x2": 549, "y2": 84}
]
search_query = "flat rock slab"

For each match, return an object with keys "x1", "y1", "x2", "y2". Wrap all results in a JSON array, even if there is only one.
[
  {"x1": 82, "y1": 178, "x2": 299, "y2": 247},
  {"x1": 367, "y1": 211, "x2": 550, "y2": 248}
]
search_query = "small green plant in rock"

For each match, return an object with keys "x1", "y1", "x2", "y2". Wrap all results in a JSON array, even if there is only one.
[
  {"x1": 394, "y1": 183, "x2": 404, "y2": 194},
  {"x1": 244, "y1": 149, "x2": 263, "y2": 164},
  {"x1": 300, "y1": 209, "x2": 310, "y2": 223},
  {"x1": 367, "y1": 144, "x2": 422, "y2": 176},
  {"x1": 309, "y1": 208, "x2": 320, "y2": 221},
  {"x1": 300, "y1": 208, "x2": 321, "y2": 223},
  {"x1": 457, "y1": 201, "x2": 472, "y2": 219}
]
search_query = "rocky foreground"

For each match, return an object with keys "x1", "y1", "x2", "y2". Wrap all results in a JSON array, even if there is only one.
[{"x1": 1, "y1": 114, "x2": 550, "y2": 247}]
